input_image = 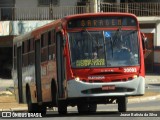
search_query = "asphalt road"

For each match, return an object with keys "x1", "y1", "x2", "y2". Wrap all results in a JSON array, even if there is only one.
[
  {"x1": 36, "y1": 98, "x2": 160, "y2": 118},
  {"x1": 146, "y1": 84, "x2": 160, "y2": 93},
  {"x1": 1, "y1": 98, "x2": 160, "y2": 119}
]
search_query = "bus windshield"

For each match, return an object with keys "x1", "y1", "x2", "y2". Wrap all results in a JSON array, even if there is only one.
[{"x1": 69, "y1": 30, "x2": 139, "y2": 68}]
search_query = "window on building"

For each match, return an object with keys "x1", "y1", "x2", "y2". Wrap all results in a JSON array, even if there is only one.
[
  {"x1": 0, "y1": 0, "x2": 15, "y2": 20},
  {"x1": 38, "y1": 0, "x2": 59, "y2": 6}
]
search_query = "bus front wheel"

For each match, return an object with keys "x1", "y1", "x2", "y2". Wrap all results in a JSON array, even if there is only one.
[
  {"x1": 77, "y1": 104, "x2": 88, "y2": 114},
  {"x1": 89, "y1": 104, "x2": 97, "y2": 113},
  {"x1": 118, "y1": 97, "x2": 127, "y2": 112},
  {"x1": 57, "y1": 100, "x2": 67, "y2": 115},
  {"x1": 77, "y1": 104, "x2": 97, "y2": 114}
]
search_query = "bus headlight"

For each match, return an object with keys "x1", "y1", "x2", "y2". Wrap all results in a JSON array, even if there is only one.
[
  {"x1": 133, "y1": 75, "x2": 137, "y2": 79},
  {"x1": 75, "y1": 77, "x2": 80, "y2": 81}
]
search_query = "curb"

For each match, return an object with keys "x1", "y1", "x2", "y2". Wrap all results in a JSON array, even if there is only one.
[{"x1": 128, "y1": 94, "x2": 160, "y2": 103}]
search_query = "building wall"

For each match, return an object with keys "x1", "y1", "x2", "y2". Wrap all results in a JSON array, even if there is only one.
[
  {"x1": 0, "y1": 0, "x2": 15, "y2": 7},
  {"x1": 14, "y1": 0, "x2": 78, "y2": 20},
  {"x1": 60, "y1": 0, "x2": 77, "y2": 6},
  {"x1": 15, "y1": 0, "x2": 77, "y2": 7},
  {"x1": 15, "y1": 0, "x2": 37, "y2": 7}
]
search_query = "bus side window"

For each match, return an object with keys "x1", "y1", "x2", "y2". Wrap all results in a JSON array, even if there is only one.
[
  {"x1": 48, "y1": 29, "x2": 55, "y2": 60},
  {"x1": 28, "y1": 39, "x2": 35, "y2": 65},
  {"x1": 22, "y1": 40, "x2": 29, "y2": 67},
  {"x1": 48, "y1": 31, "x2": 51, "y2": 45},
  {"x1": 41, "y1": 33, "x2": 49, "y2": 62}
]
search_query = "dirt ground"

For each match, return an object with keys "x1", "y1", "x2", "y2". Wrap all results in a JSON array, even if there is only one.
[
  {"x1": 0, "y1": 91, "x2": 159, "y2": 110},
  {"x1": 0, "y1": 95, "x2": 27, "y2": 110}
]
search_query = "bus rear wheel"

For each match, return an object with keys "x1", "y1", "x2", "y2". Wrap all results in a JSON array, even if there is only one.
[
  {"x1": 118, "y1": 97, "x2": 127, "y2": 112},
  {"x1": 26, "y1": 89, "x2": 37, "y2": 113},
  {"x1": 37, "y1": 105, "x2": 47, "y2": 116},
  {"x1": 26, "y1": 89, "x2": 46, "y2": 115}
]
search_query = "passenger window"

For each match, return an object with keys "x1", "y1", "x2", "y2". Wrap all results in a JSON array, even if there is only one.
[{"x1": 41, "y1": 33, "x2": 49, "y2": 62}]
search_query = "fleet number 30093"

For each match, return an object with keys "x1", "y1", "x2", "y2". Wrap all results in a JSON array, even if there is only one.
[{"x1": 124, "y1": 68, "x2": 137, "y2": 73}]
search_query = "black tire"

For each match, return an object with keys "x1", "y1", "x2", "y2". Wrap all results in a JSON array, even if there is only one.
[
  {"x1": 26, "y1": 89, "x2": 38, "y2": 113},
  {"x1": 118, "y1": 97, "x2": 127, "y2": 112},
  {"x1": 38, "y1": 105, "x2": 47, "y2": 116},
  {"x1": 77, "y1": 103, "x2": 97, "y2": 114},
  {"x1": 58, "y1": 100, "x2": 67, "y2": 115},
  {"x1": 77, "y1": 104, "x2": 88, "y2": 114},
  {"x1": 51, "y1": 81, "x2": 57, "y2": 106},
  {"x1": 26, "y1": 88, "x2": 46, "y2": 115},
  {"x1": 88, "y1": 104, "x2": 97, "y2": 113}
]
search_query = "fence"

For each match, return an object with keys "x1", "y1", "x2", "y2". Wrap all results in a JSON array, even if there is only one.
[
  {"x1": 101, "y1": 2, "x2": 160, "y2": 16},
  {"x1": 0, "y1": 6, "x2": 88, "y2": 21},
  {"x1": 1, "y1": 3, "x2": 160, "y2": 21}
]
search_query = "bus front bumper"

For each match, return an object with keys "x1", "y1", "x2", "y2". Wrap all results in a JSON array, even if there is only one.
[{"x1": 67, "y1": 76, "x2": 145, "y2": 98}]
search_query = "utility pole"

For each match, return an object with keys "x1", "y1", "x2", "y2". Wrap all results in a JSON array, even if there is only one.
[
  {"x1": 90, "y1": 0, "x2": 101, "y2": 13},
  {"x1": 97, "y1": 0, "x2": 101, "y2": 12}
]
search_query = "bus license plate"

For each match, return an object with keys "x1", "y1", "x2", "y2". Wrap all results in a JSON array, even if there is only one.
[{"x1": 102, "y1": 85, "x2": 115, "y2": 90}]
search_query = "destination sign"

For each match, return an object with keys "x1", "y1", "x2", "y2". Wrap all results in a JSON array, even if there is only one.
[
  {"x1": 68, "y1": 17, "x2": 137, "y2": 28},
  {"x1": 76, "y1": 59, "x2": 105, "y2": 67}
]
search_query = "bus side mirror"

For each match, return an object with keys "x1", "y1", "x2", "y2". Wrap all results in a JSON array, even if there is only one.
[
  {"x1": 141, "y1": 33, "x2": 148, "y2": 54},
  {"x1": 61, "y1": 30, "x2": 66, "y2": 47}
]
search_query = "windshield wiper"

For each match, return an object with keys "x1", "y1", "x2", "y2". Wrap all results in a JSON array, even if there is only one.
[
  {"x1": 81, "y1": 28, "x2": 102, "y2": 48},
  {"x1": 112, "y1": 26, "x2": 122, "y2": 47},
  {"x1": 81, "y1": 28, "x2": 95, "y2": 68},
  {"x1": 109, "y1": 26, "x2": 122, "y2": 58}
]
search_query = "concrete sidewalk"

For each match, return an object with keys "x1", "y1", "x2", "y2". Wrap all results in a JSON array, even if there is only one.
[{"x1": 145, "y1": 74, "x2": 160, "y2": 84}]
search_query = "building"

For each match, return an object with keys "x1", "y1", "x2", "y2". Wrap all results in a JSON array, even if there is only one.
[{"x1": 0, "y1": 0, "x2": 159, "y2": 78}]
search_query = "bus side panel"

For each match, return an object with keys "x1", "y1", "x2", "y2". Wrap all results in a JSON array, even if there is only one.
[{"x1": 17, "y1": 46, "x2": 23, "y2": 103}]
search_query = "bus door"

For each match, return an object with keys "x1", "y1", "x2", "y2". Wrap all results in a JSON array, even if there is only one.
[
  {"x1": 56, "y1": 32, "x2": 66, "y2": 99},
  {"x1": 17, "y1": 46, "x2": 23, "y2": 103},
  {"x1": 35, "y1": 39, "x2": 42, "y2": 104}
]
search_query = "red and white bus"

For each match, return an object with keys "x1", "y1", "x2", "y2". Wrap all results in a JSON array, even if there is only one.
[{"x1": 13, "y1": 13, "x2": 146, "y2": 114}]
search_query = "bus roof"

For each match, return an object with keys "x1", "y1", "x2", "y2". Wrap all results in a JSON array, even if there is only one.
[
  {"x1": 13, "y1": 19, "x2": 61, "y2": 44},
  {"x1": 63, "y1": 12, "x2": 137, "y2": 20}
]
